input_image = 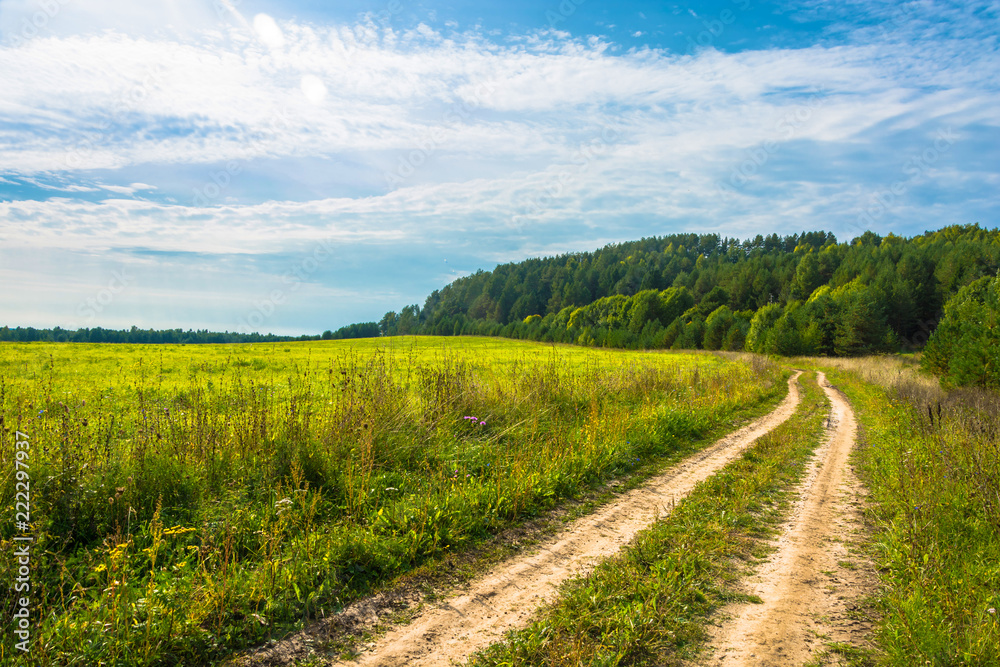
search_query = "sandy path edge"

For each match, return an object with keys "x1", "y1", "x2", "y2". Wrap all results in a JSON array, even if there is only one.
[
  {"x1": 311, "y1": 372, "x2": 804, "y2": 666},
  {"x1": 697, "y1": 371, "x2": 876, "y2": 666}
]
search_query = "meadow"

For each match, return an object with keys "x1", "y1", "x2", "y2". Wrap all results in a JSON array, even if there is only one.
[{"x1": 0, "y1": 337, "x2": 785, "y2": 666}]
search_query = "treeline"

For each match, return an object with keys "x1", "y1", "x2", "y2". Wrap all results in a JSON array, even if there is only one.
[
  {"x1": 0, "y1": 326, "x2": 316, "y2": 344},
  {"x1": 322, "y1": 322, "x2": 380, "y2": 340},
  {"x1": 374, "y1": 224, "x2": 999, "y2": 359}
]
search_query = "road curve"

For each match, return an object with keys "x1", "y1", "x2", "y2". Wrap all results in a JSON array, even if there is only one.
[{"x1": 337, "y1": 372, "x2": 803, "y2": 667}]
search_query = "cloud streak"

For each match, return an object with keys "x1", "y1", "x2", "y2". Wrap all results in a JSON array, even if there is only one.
[{"x1": 1, "y1": 1, "x2": 997, "y2": 332}]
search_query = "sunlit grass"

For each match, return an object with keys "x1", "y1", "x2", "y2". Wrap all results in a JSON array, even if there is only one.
[
  {"x1": 0, "y1": 337, "x2": 784, "y2": 666},
  {"x1": 809, "y1": 356, "x2": 1000, "y2": 665}
]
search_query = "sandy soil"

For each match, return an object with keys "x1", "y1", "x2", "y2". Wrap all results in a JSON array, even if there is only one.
[
  {"x1": 292, "y1": 372, "x2": 802, "y2": 667},
  {"x1": 699, "y1": 371, "x2": 877, "y2": 666}
]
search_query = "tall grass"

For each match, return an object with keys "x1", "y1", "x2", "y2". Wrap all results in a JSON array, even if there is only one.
[
  {"x1": 815, "y1": 356, "x2": 1000, "y2": 665},
  {"x1": 0, "y1": 338, "x2": 784, "y2": 666}
]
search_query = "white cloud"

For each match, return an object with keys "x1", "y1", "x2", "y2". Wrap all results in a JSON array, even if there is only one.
[
  {"x1": 97, "y1": 183, "x2": 156, "y2": 195},
  {"x1": 0, "y1": 5, "x2": 997, "y2": 332},
  {"x1": 0, "y1": 0, "x2": 223, "y2": 43},
  {"x1": 1, "y1": 23, "x2": 995, "y2": 185},
  {"x1": 300, "y1": 74, "x2": 328, "y2": 104},
  {"x1": 252, "y1": 13, "x2": 286, "y2": 50}
]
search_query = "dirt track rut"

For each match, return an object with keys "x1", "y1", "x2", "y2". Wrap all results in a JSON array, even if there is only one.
[
  {"x1": 701, "y1": 371, "x2": 875, "y2": 666},
  {"x1": 328, "y1": 373, "x2": 803, "y2": 666}
]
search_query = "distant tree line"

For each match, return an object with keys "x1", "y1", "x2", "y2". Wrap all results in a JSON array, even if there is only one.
[
  {"x1": 321, "y1": 322, "x2": 381, "y2": 340},
  {"x1": 0, "y1": 326, "x2": 317, "y2": 344},
  {"x1": 370, "y1": 224, "x2": 999, "y2": 367}
]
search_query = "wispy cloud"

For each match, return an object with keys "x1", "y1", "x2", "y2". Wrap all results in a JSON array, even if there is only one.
[{"x1": 1, "y1": 0, "x2": 997, "y2": 332}]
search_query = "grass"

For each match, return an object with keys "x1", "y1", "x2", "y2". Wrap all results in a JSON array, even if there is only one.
[
  {"x1": 813, "y1": 356, "x2": 1000, "y2": 666},
  {"x1": 804, "y1": 641, "x2": 873, "y2": 667},
  {"x1": 0, "y1": 337, "x2": 785, "y2": 666},
  {"x1": 467, "y1": 370, "x2": 831, "y2": 667}
]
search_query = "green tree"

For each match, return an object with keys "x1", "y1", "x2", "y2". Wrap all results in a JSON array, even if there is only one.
[
  {"x1": 378, "y1": 311, "x2": 398, "y2": 336},
  {"x1": 767, "y1": 310, "x2": 804, "y2": 356},
  {"x1": 830, "y1": 281, "x2": 893, "y2": 356},
  {"x1": 745, "y1": 303, "x2": 783, "y2": 353},
  {"x1": 627, "y1": 289, "x2": 664, "y2": 334},
  {"x1": 792, "y1": 252, "x2": 823, "y2": 300},
  {"x1": 703, "y1": 306, "x2": 735, "y2": 351},
  {"x1": 923, "y1": 273, "x2": 1000, "y2": 388},
  {"x1": 659, "y1": 287, "x2": 695, "y2": 325}
]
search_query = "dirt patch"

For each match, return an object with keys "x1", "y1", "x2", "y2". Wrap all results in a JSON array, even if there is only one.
[
  {"x1": 294, "y1": 373, "x2": 801, "y2": 667},
  {"x1": 699, "y1": 371, "x2": 878, "y2": 666}
]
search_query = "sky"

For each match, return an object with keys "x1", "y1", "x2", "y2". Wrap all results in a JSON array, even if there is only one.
[{"x1": 0, "y1": 0, "x2": 997, "y2": 336}]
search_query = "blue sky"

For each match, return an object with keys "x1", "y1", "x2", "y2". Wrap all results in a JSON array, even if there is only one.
[{"x1": 0, "y1": 0, "x2": 997, "y2": 335}]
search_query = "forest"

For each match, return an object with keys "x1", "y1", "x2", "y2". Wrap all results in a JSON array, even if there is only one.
[
  {"x1": 373, "y1": 224, "x2": 999, "y2": 386},
  {"x1": 0, "y1": 326, "x2": 317, "y2": 344}
]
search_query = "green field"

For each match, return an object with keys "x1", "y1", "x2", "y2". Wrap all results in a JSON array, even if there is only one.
[{"x1": 0, "y1": 337, "x2": 786, "y2": 666}]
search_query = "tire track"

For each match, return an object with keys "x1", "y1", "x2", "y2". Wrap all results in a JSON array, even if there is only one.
[
  {"x1": 701, "y1": 371, "x2": 874, "y2": 666},
  {"x1": 332, "y1": 373, "x2": 802, "y2": 666}
]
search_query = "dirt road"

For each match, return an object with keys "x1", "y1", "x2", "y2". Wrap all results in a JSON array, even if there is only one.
[
  {"x1": 700, "y1": 371, "x2": 875, "y2": 666},
  {"x1": 314, "y1": 373, "x2": 802, "y2": 666}
]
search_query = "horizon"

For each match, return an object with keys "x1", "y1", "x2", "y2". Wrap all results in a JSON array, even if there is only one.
[{"x1": 1, "y1": 0, "x2": 998, "y2": 336}]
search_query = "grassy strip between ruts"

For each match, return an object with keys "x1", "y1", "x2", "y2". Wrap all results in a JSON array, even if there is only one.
[
  {"x1": 819, "y1": 360, "x2": 1000, "y2": 665},
  {"x1": 467, "y1": 370, "x2": 830, "y2": 667}
]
